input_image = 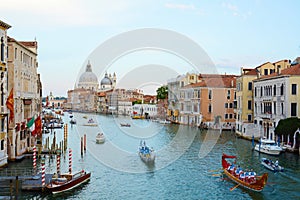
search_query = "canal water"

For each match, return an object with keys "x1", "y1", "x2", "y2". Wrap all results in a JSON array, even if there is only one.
[{"x1": 1, "y1": 113, "x2": 300, "y2": 200}]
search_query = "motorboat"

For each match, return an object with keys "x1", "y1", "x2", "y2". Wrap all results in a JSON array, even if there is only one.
[
  {"x1": 70, "y1": 118, "x2": 76, "y2": 124},
  {"x1": 261, "y1": 158, "x2": 284, "y2": 172},
  {"x1": 96, "y1": 133, "x2": 105, "y2": 144},
  {"x1": 120, "y1": 123, "x2": 131, "y2": 127},
  {"x1": 46, "y1": 170, "x2": 91, "y2": 194},
  {"x1": 254, "y1": 138, "x2": 283, "y2": 155},
  {"x1": 83, "y1": 118, "x2": 98, "y2": 127}
]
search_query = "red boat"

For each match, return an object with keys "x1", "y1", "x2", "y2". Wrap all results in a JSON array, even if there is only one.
[
  {"x1": 46, "y1": 170, "x2": 91, "y2": 194},
  {"x1": 222, "y1": 153, "x2": 268, "y2": 192}
]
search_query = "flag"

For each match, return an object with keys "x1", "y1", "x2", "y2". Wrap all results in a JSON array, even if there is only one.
[
  {"x1": 27, "y1": 116, "x2": 35, "y2": 128},
  {"x1": 46, "y1": 96, "x2": 49, "y2": 107},
  {"x1": 32, "y1": 116, "x2": 42, "y2": 136},
  {"x1": 6, "y1": 88, "x2": 14, "y2": 122}
]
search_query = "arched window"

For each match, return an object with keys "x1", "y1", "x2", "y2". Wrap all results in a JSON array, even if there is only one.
[{"x1": 280, "y1": 84, "x2": 284, "y2": 95}]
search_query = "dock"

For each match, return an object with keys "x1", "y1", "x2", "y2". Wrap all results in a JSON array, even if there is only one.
[{"x1": 22, "y1": 173, "x2": 53, "y2": 191}]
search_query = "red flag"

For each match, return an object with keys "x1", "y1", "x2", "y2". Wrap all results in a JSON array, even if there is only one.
[{"x1": 6, "y1": 88, "x2": 14, "y2": 122}]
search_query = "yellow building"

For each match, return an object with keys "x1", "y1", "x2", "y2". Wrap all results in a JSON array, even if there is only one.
[{"x1": 236, "y1": 60, "x2": 291, "y2": 138}]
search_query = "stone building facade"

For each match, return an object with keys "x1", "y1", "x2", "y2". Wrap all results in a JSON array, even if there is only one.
[{"x1": 7, "y1": 36, "x2": 42, "y2": 160}]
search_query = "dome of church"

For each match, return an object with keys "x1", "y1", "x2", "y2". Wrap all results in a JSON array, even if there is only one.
[
  {"x1": 79, "y1": 62, "x2": 98, "y2": 83},
  {"x1": 79, "y1": 71, "x2": 98, "y2": 83},
  {"x1": 100, "y1": 73, "x2": 112, "y2": 85},
  {"x1": 78, "y1": 61, "x2": 98, "y2": 90}
]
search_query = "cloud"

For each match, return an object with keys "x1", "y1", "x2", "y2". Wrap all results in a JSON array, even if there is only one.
[{"x1": 222, "y1": 2, "x2": 252, "y2": 19}]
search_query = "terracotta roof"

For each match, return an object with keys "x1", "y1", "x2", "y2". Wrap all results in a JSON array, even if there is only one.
[
  {"x1": 185, "y1": 75, "x2": 237, "y2": 88},
  {"x1": 19, "y1": 41, "x2": 38, "y2": 48},
  {"x1": 280, "y1": 63, "x2": 300, "y2": 75},
  {"x1": 256, "y1": 64, "x2": 300, "y2": 80},
  {"x1": 8, "y1": 36, "x2": 37, "y2": 55},
  {"x1": 244, "y1": 68, "x2": 258, "y2": 76}
]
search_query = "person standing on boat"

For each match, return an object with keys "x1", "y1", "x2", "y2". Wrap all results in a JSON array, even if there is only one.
[{"x1": 275, "y1": 160, "x2": 279, "y2": 167}]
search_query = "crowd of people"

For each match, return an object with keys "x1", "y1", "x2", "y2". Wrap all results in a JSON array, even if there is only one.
[{"x1": 227, "y1": 163, "x2": 257, "y2": 183}]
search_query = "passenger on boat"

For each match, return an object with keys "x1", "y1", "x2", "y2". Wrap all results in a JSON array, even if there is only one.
[
  {"x1": 249, "y1": 169, "x2": 256, "y2": 183},
  {"x1": 227, "y1": 164, "x2": 235, "y2": 174},
  {"x1": 239, "y1": 172, "x2": 245, "y2": 181},
  {"x1": 275, "y1": 160, "x2": 279, "y2": 167},
  {"x1": 244, "y1": 172, "x2": 250, "y2": 183}
]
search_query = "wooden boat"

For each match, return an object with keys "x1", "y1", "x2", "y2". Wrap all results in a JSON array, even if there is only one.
[
  {"x1": 222, "y1": 153, "x2": 268, "y2": 192},
  {"x1": 139, "y1": 141, "x2": 155, "y2": 163},
  {"x1": 120, "y1": 123, "x2": 131, "y2": 127},
  {"x1": 261, "y1": 158, "x2": 284, "y2": 172},
  {"x1": 46, "y1": 170, "x2": 91, "y2": 194},
  {"x1": 96, "y1": 133, "x2": 105, "y2": 144}
]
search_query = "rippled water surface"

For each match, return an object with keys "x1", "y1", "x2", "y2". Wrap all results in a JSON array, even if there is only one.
[{"x1": 2, "y1": 113, "x2": 300, "y2": 200}]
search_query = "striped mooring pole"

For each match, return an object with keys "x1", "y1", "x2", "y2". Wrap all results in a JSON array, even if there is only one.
[
  {"x1": 33, "y1": 146, "x2": 37, "y2": 175},
  {"x1": 68, "y1": 148, "x2": 72, "y2": 174},
  {"x1": 56, "y1": 149, "x2": 61, "y2": 175},
  {"x1": 41, "y1": 158, "x2": 46, "y2": 188}
]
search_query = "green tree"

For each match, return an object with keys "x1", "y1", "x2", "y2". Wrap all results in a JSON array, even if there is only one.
[
  {"x1": 156, "y1": 86, "x2": 168, "y2": 100},
  {"x1": 275, "y1": 117, "x2": 300, "y2": 136}
]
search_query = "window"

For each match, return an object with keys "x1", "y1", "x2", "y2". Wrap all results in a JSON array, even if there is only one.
[
  {"x1": 0, "y1": 37, "x2": 4, "y2": 62},
  {"x1": 208, "y1": 90, "x2": 212, "y2": 100},
  {"x1": 273, "y1": 85, "x2": 276, "y2": 96},
  {"x1": 225, "y1": 114, "x2": 228, "y2": 119},
  {"x1": 280, "y1": 84, "x2": 284, "y2": 95},
  {"x1": 273, "y1": 102, "x2": 276, "y2": 115},
  {"x1": 260, "y1": 86, "x2": 263, "y2": 97},
  {"x1": 181, "y1": 81, "x2": 184, "y2": 87},
  {"x1": 0, "y1": 140, "x2": 4, "y2": 150},
  {"x1": 227, "y1": 90, "x2": 230, "y2": 99},
  {"x1": 291, "y1": 103, "x2": 297, "y2": 117},
  {"x1": 229, "y1": 103, "x2": 233, "y2": 108},
  {"x1": 281, "y1": 103, "x2": 284, "y2": 115},
  {"x1": 292, "y1": 84, "x2": 297, "y2": 95},
  {"x1": 248, "y1": 82, "x2": 252, "y2": 90},
  {"x1": 229, "y1": 114, "x2": 233, "y2": 119},
  {"x1": 247, "y1": 114, "x2": 252, "y2": 122},
  {"x1": 254, "y1": 87, "x2": 257, "y2": 97},
  {"x1": 225, "y1": 103, "x2": 228, "y2": 108},
  {"x1": 264, "y1": 69, "x2": 268, "y2": 75},
  {"x1": 248, "y1": 100, "x2": 252, "y2": 110},
  {"x1": 208, "y1": 104, "x2": 212, "y2": 113}
]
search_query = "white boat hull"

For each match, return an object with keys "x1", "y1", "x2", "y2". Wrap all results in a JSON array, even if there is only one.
[
  {"x1": 261, "y1": 158, "x2": 284, "y2": 172},
  {"x1": 254, "y1": 145, "x2": 281, "y2": 155},
  {"x1": 139, "y1": 152, "x2": 155, "y2": 163}
]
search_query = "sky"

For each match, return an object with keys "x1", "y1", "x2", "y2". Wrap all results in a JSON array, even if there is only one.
[{"x1": 1, "y1": 0, "x2": 300, "y2": 97}]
